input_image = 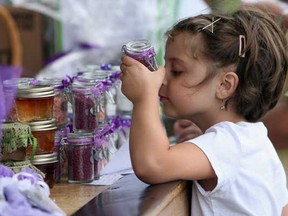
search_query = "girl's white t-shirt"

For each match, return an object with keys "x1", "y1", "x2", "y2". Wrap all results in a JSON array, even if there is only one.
[{"x1": 187, "y1": 121, "x2": 288, "y2": 216}]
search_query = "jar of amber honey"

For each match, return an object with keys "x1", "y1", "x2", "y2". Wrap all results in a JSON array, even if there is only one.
[
  {"x1": 15, "y1": 85, "x2": 55, "y2": 122},
  {"x1": 27, "y1": 119, "x2": 57, "y2": 155},
  {"x1": 3, "y1": 78, "x2": 38, "y2": 122},
  {"x1": 32, "y1": 152, "x2": 58, "y2": 188}
]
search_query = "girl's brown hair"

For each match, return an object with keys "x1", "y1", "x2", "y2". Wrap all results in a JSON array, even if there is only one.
[{"x1": 166, "y1": 7, "x2": 288, "y2": 122}]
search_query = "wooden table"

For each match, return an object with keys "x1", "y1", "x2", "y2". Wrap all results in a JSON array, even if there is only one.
[
  {"x1": 50, "y1": 174, "x2": 191, "y2": 216},
  {"x1": 50, "y1": 181, "x2": 108, "y2": 215}
]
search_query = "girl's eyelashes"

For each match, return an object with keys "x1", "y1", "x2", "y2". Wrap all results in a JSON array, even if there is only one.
[{"x1": 170, "y1": 70, "x2": 183, "y2": 76}]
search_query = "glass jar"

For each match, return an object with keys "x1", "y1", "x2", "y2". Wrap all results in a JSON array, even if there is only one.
[
  {"x1": 27, "y1": 119, "x2": 57, "y2": 155},
  {"x1": 77, "y1": 71, "x2": 108, "y2": 123},
  {"x1": 54, "y1": 134, "x2": 62, "y2": 183},
  {"x1": 116, "y1": 82, "x2": 133, "y2": 116},
  {"x1": 1, "y1": 122, "x2": 37, "y2": 161},
  {"x1": 3, "y1": 78, "x2": 38, "y2": 122},
  {"x1": 15, "y1": 85, "x2": 55, "y2": 122},
  {"x1": 103, "y1": 66, "x2": 119, "y2": 118},
  {"x1": 122, "y1": 40, "x2": 158, "y2": 71},
  {"x1": 67, "y1": 132, "x2": 94, "y2": 183},
  {"x1": 81, "y1": 68, "x2": 118, "y2": 118},
  {"x1": 54, "y1": 132, "x2": 68, "y2": 183},
  {"x1": 119, "y1": 116, "x2": 132, "y2": 148},
  {"x1": 93, "y1": 127, "x2": 110, "y2": 180},
  {"x1": 39, "y1": 78, "x2": 68, "y2": 128},
  {"x1": 70, "y1": 83, "x2": 98, "y2": 132},
  {"x1": 3, "y1": 159, "x2": 45, "y2": 180},
  {"x1": 71, "y1": 75, "x2": 107, "y2": 132},
  {"x1": 32, "y1": 152, "x2": 58, "y2": 188}
]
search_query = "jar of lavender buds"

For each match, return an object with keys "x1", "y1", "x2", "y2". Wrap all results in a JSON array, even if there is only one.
[
  {"x1": 122, "y1": 40, "x2": 158, "y2": 71},
  {"x1": 71, "y1": 73, "x2": 108, "y2": 132},
  {"x1": 67, "y1": 132, "x2": 94, "y2": 183}
]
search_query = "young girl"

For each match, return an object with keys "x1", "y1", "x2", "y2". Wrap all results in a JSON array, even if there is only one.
[{"x1": 120, "y1": 7, "x2": 288, "y2": 216}]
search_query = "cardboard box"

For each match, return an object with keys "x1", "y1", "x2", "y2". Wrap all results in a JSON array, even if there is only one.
[{"x1": 0, "y1": 7, "x2": 44, "y2": 77}]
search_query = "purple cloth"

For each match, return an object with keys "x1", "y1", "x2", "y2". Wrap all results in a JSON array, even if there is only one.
[
  {"x1": 1, "y1": 184, "x2": 52, "y2": 216},
  {"x1": 0, "y1": 165, "x2": 14, "y2": 178},
  {"x1": 20, "y1": 167, "x2": 45, "y2": 183}
]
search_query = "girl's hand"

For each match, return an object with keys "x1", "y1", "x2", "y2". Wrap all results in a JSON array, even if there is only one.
[
  {"x1": 120, "y1": 55, "x2": 165, "y2": 104},
  {"x1": 174, "y1": 119, "x2": 203, "y2": 143}
]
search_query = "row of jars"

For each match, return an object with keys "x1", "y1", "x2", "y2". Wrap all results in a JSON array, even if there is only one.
[
  {"x1": 1, "y1": 64, "x2": 132, "y2": 186},
  {"x1": 55, "y1": 115, "x2": 130, "y2": 184},
  {"x1": 1, "y1": 118, "x2": 130, "y2": 187},
  {"x1": 3, "y1": 64, "x2": 133, "y2": 132},
  {"x1": 71, "y1": 64, "x2": 133, "y2": 132}
]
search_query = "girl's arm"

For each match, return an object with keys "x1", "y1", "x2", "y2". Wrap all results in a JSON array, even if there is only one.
[
  {"x1": 129, "y1": 95, "x2": 215, "y2": 184},
  {"x1": 282, "y1": 204, "x2": 288, "y2": 216}
]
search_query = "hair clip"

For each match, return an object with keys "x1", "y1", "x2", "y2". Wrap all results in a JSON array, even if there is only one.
[
  {"x1": 239, "y1": 35, "x2": 246, "y2": 58},
  {"x1": 200, "y1": 17, "x2": 221, "y2": 33}
]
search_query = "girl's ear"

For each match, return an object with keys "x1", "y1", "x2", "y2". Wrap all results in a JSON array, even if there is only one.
[{"x1": 216, "y1": 72, "x2": 239, "y2": 100}]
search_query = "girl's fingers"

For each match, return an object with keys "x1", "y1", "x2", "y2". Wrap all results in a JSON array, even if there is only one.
[{"x1": 121, "y1": 54, "x2": 139, "y2": 66}]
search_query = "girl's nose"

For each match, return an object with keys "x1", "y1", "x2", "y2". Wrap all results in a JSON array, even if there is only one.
[{"x1": 162, "y1": 68, "x2": 168, "y2": 86}]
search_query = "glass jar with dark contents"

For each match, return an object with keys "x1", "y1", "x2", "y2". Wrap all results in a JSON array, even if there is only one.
[
  {"x1": 54, "y1": 134, "x2": 63, "y2": 182},
  {"x1": 77, "y1": 70, "x2": 108, "y2": 123},
  {"x1": 67, "y1": 132, "x2": 94, "y2": 183},
  {"x1": 32, "y1": 152, "x2": 58, "y2": 188},
  {"x1": 122, "y1": 40, "x2": 158, "y2": 71},
  {"x1": 71, "y1": 76, "x2": 107, "y2": 132}
]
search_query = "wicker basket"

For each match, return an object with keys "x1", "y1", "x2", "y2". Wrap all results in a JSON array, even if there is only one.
[{"x1": 0, "y1": 5, "x2": 22, "y2": 67}]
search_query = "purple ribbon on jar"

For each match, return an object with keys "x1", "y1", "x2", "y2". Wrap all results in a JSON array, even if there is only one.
[
  {"x1": 92, "y1": 82, "x2": 105, "y2": 97},
  {"x1": 65, "y1": 75, "x2": 77, "y2": 85}
]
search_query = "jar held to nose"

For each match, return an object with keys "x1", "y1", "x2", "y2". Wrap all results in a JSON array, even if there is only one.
[{"x1": 122, "y1": 40, "x2": 158, "y2": 71}]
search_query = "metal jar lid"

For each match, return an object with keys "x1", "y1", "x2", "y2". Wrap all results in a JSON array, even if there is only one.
[
  {"x1": 123, "y1": 40, "x2": 152, "y2": 53},
  {"x1": 29, "y1": 119, "x2": 57, "y2": 132},
  {"x1": 67, "y1": 132, "x2": 94, "y2": 145},
  {"x1": 16, "y1": 85, "x2": 55, "y2": 98},
  {"x1": 32, "y1": 152, "x2": 58, "y2": 165}
]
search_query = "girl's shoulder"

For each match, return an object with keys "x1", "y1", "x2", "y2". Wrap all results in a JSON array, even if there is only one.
[{"x1": 206, "y1": 121, "x2": 266, "y2": 136}]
